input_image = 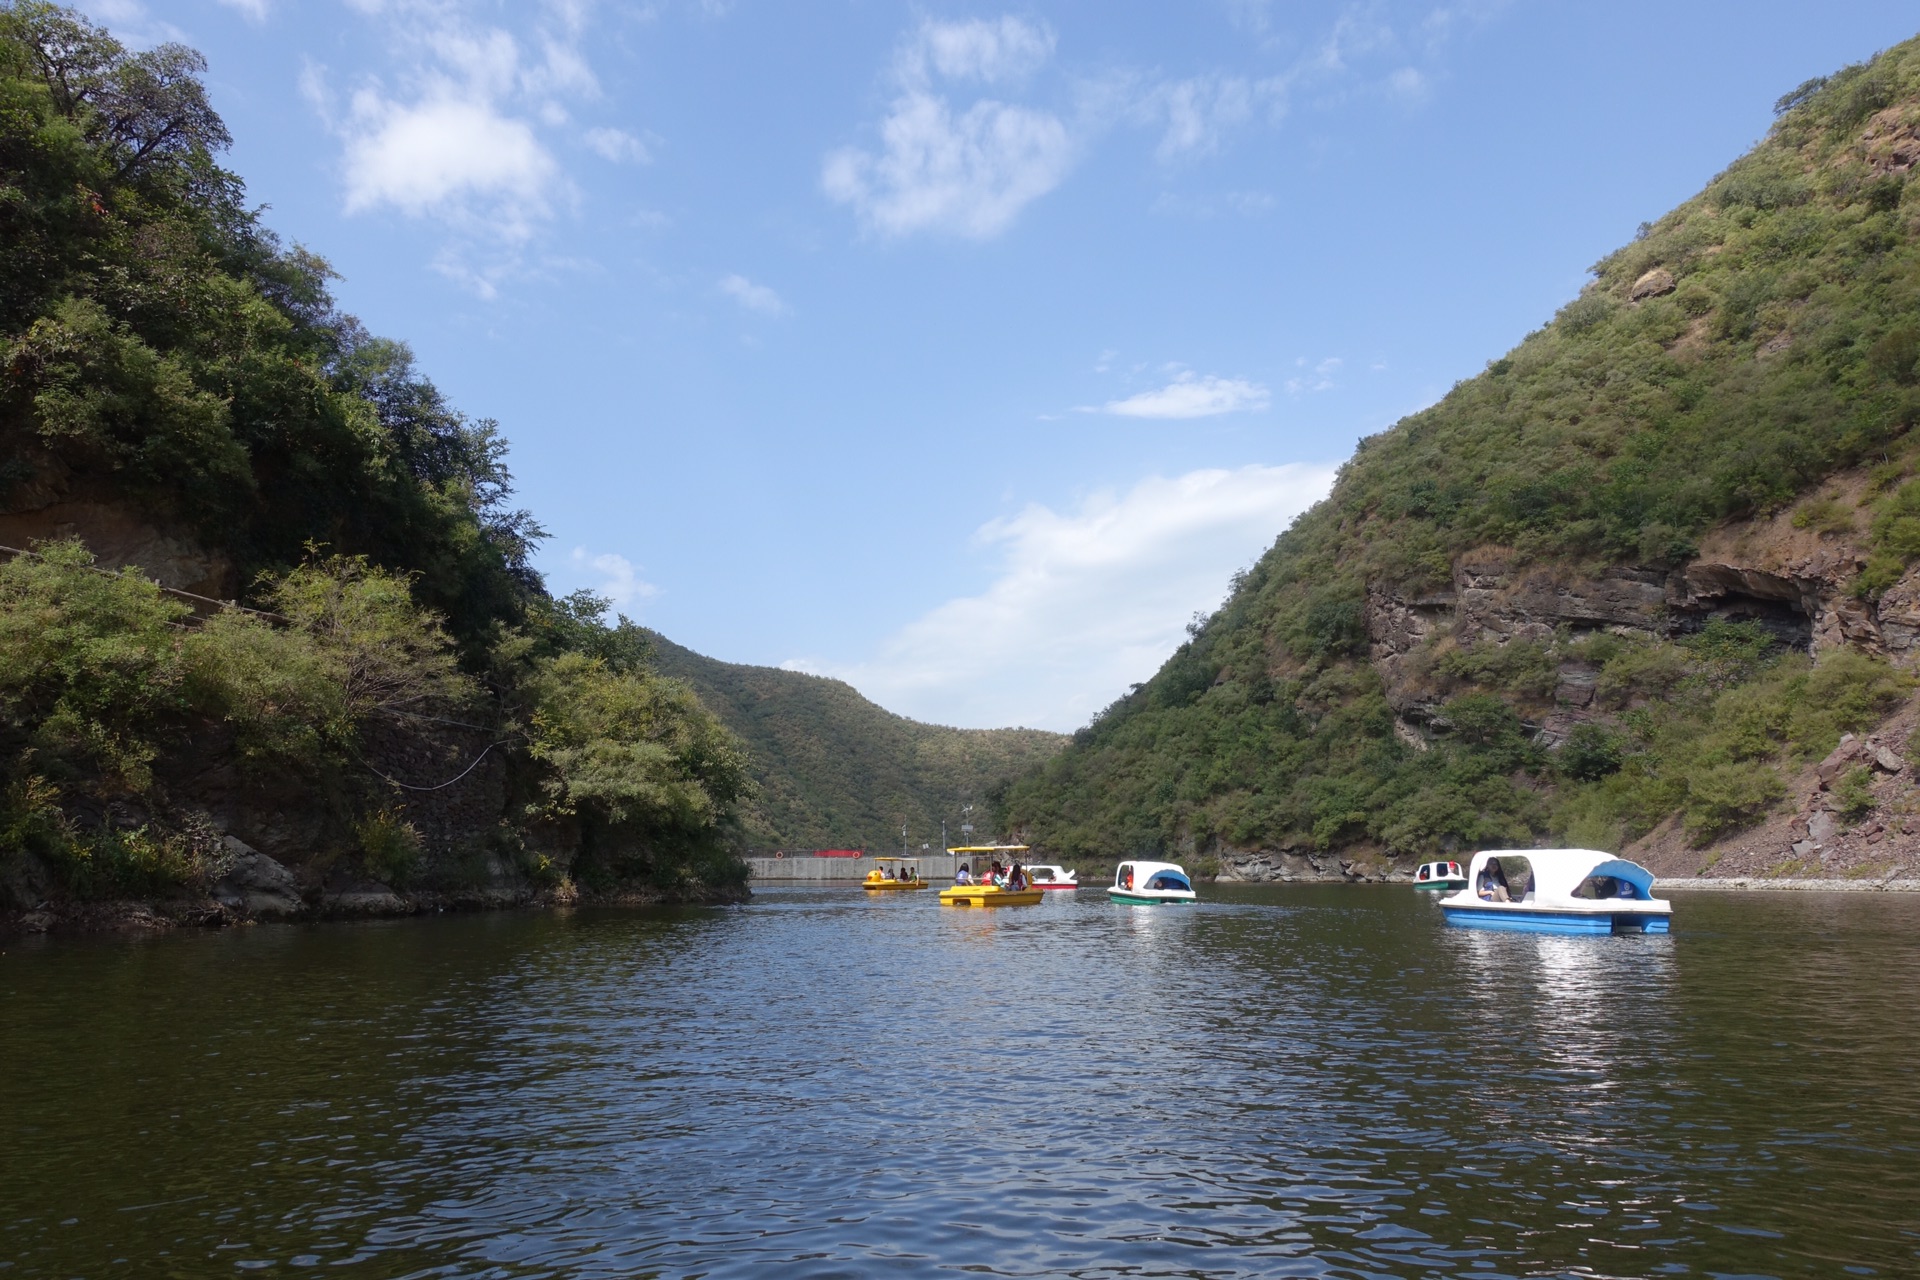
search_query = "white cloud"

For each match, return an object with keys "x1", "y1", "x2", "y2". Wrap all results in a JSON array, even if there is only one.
[
  {"x1": 1092, "y1": 371, "x2": 1270, "y2": 419},
  {"x1": 215, "y1": 0, "x2": 271, "y2": 21},
  {"x1": 1141, "y1": 74, "x2": 1284, "y2": 161},
  {"x1": 306, "y1": 0, "x2": 633, "y2": 291},
  {"x1": 1387, "y1": 66, "x2": 1429, "y2": 101},
  {"x1": 583, "y1": 125, "x2": 652, "y2": 163},
  {"x1": 901, "y1": 15, "x2": 1054, "y2": 85},
  {"x1": 719, "y1": 273, "x2": 787, "y2": 316},
  {"x1": 341, "y1": 90, "x2": 560, "y2": 235},
  {"x1": 570, "y1": 548, "x2": 658, "y2": 610},
  {"x1": 72, "y1": 0, "x2": 185, "y2": 45},
  {"x1": 824, "y1": 15, "x2": 1073, "y2": 239},
  {"x1": 1284, "y1": 356, "x2": 1342, "y2": 394},
  {"x1": 800, "y1": 464, "x2": 1336, "y2": 730}
]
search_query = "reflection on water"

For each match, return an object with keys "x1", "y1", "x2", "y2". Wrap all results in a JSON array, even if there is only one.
[{"x1": 4, "y1": 887, "x2": 1919, "y2": 1277}]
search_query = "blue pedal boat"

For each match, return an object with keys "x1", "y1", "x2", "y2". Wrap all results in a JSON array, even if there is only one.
[{"x1": 1439, "y1": 849, "x2": 1672, "y2": 935}]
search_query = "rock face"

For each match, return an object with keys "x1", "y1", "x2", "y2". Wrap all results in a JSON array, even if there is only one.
[
  {"x1": 1216, "y1": 849, "x2": 1391, "y2": 883},
  {"x1": 1366, "y1": 479, "x2": 1920, "y2": 750},
  {"x1": 1629, "y1": 267, "x2": 1677, "y2": 301},
  {"x1": 1861, "y1": 105, "x2": 1920, "y2": 176},
  {"x1": 0, "y1": 498, "x2": 235, "y2": 599},
  {"x1": 210, "y1": 838, "x2": 304, "y2": 919}
]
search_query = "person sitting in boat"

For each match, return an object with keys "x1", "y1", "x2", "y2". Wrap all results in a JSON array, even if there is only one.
[
  {"x1": 1120, "y1": 867, "x2": 1133, "y2": 890},
  {"x1": 988, "y1": 860, "x2": 1005, "y2": 886},
  {"x1": 954, "y1": 863, "x2": 972, "y2": 885},
  {"x1": 1008, "y1": 863, "x2": 1027, "y2": 890},
  {"x1": 1477, "y1": 861, "x2": 1511, "y2": 903}
]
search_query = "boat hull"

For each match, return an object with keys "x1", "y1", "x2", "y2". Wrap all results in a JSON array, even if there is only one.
[
  {"x1": 1441, "y1": 904, "x2": 1671, "y2": 935},
  {"x1": 940, "y1": 886, "x2": 1043, "y2": 907},
  {"x1": 1414, "y1": 880, "x2": 1465, "y2": 892},
  {"x1": 861, "y1": 881, "x2": 927, "y2": 891},
  {"x1": 1108, "y1": 889, "x2": 1196, "y2": 906},
  {"x1": 1033, "y1": 882, "x2": 1077, "y2": 890}
]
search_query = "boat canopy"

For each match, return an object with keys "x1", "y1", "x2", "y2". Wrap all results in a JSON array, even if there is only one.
[
  {"x1": 1586, "y1": 858, "x2": 1656, "y2": 899},
  {"x1": 1455, "y1": 849, "x2": 1661, "y2": 904},
  {"x1": 1115, "y1": 860, "x2": 1190, "y2": 888}
]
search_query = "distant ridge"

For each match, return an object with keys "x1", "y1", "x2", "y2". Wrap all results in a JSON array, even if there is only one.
[{"x1": 644, "y1": 631, "x2": 1065, "y2": 852}]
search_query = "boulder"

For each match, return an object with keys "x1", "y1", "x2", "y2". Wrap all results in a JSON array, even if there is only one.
[
  {"x1": 322, "y1": 886, "x2": 408, "y2": 916},
  {"x1": 1629, "y1": 268, "x2": 1676, "y2": 301},
  {"x1": 1807, "y1": 811, "x2": 1838, "y2": 843},
  {"x1": 1816, "y1": 737, "x2": 1861, "y2": 783},
  {"x1": 211, "y1": 837, "x2": 304, "y2": 919},
  {"x1": 1872, "y1": 746, "x2": 1905, "y2": 773}
]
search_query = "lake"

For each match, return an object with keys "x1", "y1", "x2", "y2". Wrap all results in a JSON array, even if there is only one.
[{"x1": 3, "y1": 884, "x2": 1918, "y2": 1278}]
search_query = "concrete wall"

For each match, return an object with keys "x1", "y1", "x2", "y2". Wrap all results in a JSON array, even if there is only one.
[{"x1": 747, "y1": 854, "x2": 962, "y2": 882}]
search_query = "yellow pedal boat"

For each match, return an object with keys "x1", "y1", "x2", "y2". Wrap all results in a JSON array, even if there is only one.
[
  {"x1": 939, "y1": 882, "x2": 1043, "y2": 907},
  {"x1": 862, "y1": 856, "x2": 928, "y2": 891}
]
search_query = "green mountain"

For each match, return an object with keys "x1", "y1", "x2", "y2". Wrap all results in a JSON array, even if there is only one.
[
  {"x1": 645, "y1": 631, "x2": 1065, "y2": 853},
  {"x1": 1003, "y1": 38, "x2": 1920, "y2": 876},
  {"x1": 0, "y1": 3, "x2": 749, "y2": 918}
]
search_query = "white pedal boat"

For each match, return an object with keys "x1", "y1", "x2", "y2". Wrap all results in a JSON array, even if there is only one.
[
  {"x1": 1109, "y1": 860, "x2": 1196, "y2": 906},
  {"x1": 1413, "y1": 859, "x2": 1467, "y2": 891},
  {"x1": 1439, "y1": 849, "x2": 1671, "y2": 935}
]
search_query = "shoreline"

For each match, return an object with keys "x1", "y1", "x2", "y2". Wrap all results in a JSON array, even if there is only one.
[
  {"x1": 0, "y1": 883, "x2": 753, "y2": 937},
  {"x1": 1655, "y1": 876, "x2": 1920, "y2": 892}
]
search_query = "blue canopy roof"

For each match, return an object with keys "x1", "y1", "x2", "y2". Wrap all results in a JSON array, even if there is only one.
[{"x1": 1588, "y1": 858, "x2": 1656, "y2": 898}]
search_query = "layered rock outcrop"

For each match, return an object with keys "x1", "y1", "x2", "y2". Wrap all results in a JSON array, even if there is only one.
[{"x1": 1367, "y1": 485, "x2": 1920, "y2": 750}]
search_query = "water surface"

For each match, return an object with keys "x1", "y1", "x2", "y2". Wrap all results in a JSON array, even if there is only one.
[{"x1": 3, "y1": 885, "x2": 1917, "y2": 1277}]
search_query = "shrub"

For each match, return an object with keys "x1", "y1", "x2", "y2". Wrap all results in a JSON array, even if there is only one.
[
  {"x1": 1790, "y1": 496, "x2": 1855, "y2": 534},
  {"x1": 1558, "y1": 724, "x2": 1624, "y2": 781},
  {"x1": 1834, "y1": 766, "x2": 1878, "y2": 824},
  {"x1": 1684, "y1": 762, "x2": 1785, "y2": 843},
  {"x1": 356, "y1": 808, "x2": 422, "y2": 888}
]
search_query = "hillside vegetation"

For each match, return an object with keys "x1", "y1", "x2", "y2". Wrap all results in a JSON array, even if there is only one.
[
  {"x1": 1003, "y1": 38, "x2": 1920, "y2": 867},
  {"x1": 645, "y1": 632, "x2": 1064, "y2": 853},
  {"x1": 0, "y1": 3, "x2": 749, "y2": 914}
]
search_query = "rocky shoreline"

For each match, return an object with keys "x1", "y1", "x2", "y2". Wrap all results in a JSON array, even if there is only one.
[
  {"x1": 1212, "y1": 847, "x2": 1920, "y2": 891},
  {"x1": 0, "y1": 837, "x2": 751, "y2": 937}
]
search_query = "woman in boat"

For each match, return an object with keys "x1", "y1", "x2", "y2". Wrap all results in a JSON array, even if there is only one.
[
  {"x1": 988, "y1": 860, "x2": 1005, "y2": 887},
  {"x1": 955, "y1": 863, "x2": 972, "y2": 885},
  {"x1": 1008, "y1": 863, "x2": 1027, "y2": 890},
  {"x1": 1477, "y1": 860, "x2": 1511, "y2": 903}
]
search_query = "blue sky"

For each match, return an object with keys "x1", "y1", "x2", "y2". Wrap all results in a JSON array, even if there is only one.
[{"x1": 88, "y1": 0, "x2": 1920, "y2": 730}]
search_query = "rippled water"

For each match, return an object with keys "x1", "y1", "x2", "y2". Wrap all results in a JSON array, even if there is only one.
[{"x1": 4, "y1": 885, "x2": 1919, "y2": 1278}]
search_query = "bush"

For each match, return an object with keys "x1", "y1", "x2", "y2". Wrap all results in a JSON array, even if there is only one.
[
  {"x1": 1834, "y1": 766, "x2": 1878, "y2": 824},
  {"x1": 356, "y1": 808, "x2": 422, "y2": 888},
  {"x1": 1684, "y1": 762, "x2": 1785, "y2": 843},
  {"x1": 1558, "y1": 724, "x2": 1624, "y2": 781}
]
